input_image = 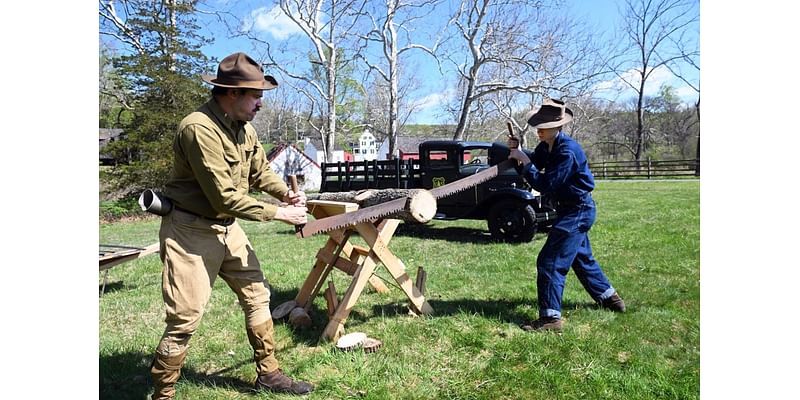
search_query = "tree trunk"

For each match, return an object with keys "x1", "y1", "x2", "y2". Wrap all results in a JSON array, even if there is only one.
[
  {"x1": 387, "y1": 0, "x2": 400, "y2": 160},
  {"x1": 309, "y1": 189, "x2": 437, "y2": 223},
  {"x1": 695, "y1": 97, "x2": 700, "y2": 176},
  {"x1": 635, "y1": 74, "x2": 646, "y2": 164}
]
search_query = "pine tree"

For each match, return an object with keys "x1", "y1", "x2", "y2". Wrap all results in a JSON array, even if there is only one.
[{"x1": 100, "y1": 0, "x2": 213, "y2": 196}]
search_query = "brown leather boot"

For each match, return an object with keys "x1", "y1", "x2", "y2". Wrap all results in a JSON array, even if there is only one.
[
  {"x1": 521, "y1": 317, "x2": 563, "y2": 332},
  {"x1": 150, "y1": 351, "x2": 187, "y2": 400},
  {"x1": 600, "y1": 292, "x2": 626, "y2": 312},
  {"x1": 255, "y1": 369, "x2": 314, "y2": 395}
]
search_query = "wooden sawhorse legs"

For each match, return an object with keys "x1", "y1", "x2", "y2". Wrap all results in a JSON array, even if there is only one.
[{"x1": 292, "y1": 200, "x2": 433, "y2": 342}]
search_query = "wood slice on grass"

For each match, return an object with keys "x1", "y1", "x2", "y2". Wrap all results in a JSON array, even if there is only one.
[
  {"x1": 272, "y1": 300, "x2": 297, "y2": 320},
  {"x1": 362, "y1": 337, "x2": 382, "y2": 353},
  {"x1": 288, "y1": 307, "x2": 312, "y2": 328},
  {"x1": 309, "y1": 189, "x2": 437, "y2": 223},
  {"x1": 335, "y1": 332, "x2": 367, "y2": 351}
]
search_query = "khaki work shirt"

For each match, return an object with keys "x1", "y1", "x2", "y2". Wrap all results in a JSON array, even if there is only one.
[{"x1": 163, "y1": 98, "x2": 288, "y2": 221}]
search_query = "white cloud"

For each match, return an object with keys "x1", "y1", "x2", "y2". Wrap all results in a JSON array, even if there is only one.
[
  {"x1": 594, "y1": 65, "x2": 699, "y2": 103},
  {"x1": 406, "y1": 90, "x2": 454, "y2": 124},
  {"x1": 411, "y1": 90, "x2": 452, "y2": 111},
  {"x1": 243, "y1": 6, "x2": 304, "y2": 40},
  {"x1": 675, "y1": 85, "x2": 699, "y2": 99}
]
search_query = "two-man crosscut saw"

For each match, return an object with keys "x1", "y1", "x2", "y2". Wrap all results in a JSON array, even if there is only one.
[{"x1": 296, "y1": 158, "x2": 517, "y2": 238}]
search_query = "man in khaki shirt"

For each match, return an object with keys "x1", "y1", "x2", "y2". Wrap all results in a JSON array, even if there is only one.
[{"x1": 150, "y1": 52, "x2": 313, "y2": 399}]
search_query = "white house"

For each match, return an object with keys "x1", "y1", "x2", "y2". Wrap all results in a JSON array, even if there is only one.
[
  {"x1": 266, "y1": 143, "x2": 322, "y2": 192},
  {"x1": 353, "y1": 129, "x2": 378, "y2": 161},
  {"x1": 302, "y1": 137, "x2": 350, "y2": 164}
]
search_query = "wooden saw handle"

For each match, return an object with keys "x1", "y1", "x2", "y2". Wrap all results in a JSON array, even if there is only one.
[
  {"x1": 506, "y1": 122, "x2": 519, "y2": 149},
  {"x1": 289, "y1": 175, "x2": 304, "y2": 233}
]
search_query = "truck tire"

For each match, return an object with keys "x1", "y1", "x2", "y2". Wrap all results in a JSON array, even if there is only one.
[{"x1": 487, "y1": 200, "x2": 538, "y2": 243}]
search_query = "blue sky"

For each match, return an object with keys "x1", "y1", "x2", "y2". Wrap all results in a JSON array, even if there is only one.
[{"x1": 193, "y1": 0, "x2": 700, "y2": 124}]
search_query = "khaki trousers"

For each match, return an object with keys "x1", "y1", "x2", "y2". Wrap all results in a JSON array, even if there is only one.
[{"x1": 153, "y1": 208, "x2": 279, "y2": 373}]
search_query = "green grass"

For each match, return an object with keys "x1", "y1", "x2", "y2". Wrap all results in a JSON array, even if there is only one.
[{"x1": 99, "y1": 180, "x2": 699, "y2": 399}]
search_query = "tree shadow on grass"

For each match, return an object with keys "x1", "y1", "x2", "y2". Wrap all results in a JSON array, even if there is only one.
[
  {"x1": 268, "y1": 285, "x2": 360, "y2": 346},
  {"x1": 394, "y1": 223, "x2": 497, "y2": 244},
  {"x1": 395, "y1": 222, "x2": 549, "y2": 244},
  {"x1": 369, "y1": 297, "x2": 598, "y2": 326},
  {"x1": 99, "y1": 351, "x2": 256, "y2": 400}
]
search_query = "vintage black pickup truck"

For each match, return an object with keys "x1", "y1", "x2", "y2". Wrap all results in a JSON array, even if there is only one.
[{"x1": 318, "y1": 140, "x2": 556, "y2": 242}]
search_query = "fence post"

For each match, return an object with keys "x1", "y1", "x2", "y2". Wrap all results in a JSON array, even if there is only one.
[
  {"x1": 647, "y1": 158, "x2": 652, "y2": 179},
  {"x1": 320, "y1": 162, "x2": 328, "y2": 192},
  {"x1": 344, "y1": 160, "x2": 351, "y2": 190},
  {"x1": 363, "y1": 159, "x2": 369, "y2": 188},
  {"x1": 395, "y1": 157, "x2": 402, "y2": 188},
  {"x1": 406, "y1": 159, "x2": 414, "y2": 188},
  {"x1": 372, "y1": 159, "x2": 379, "y2": 188},
  {"x1": 336, "y1": 161, "x2": 343, "y2": 191},
  {"x1": 602, "y1": 161, "x2": 606, "y2": 179}
]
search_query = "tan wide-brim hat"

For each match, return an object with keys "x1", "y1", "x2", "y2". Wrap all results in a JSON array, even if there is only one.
[
  {"x1": 526, "y1": 98, "x2": 573, "y2": 129},
  {"x1": 202, "y1": 52, "x2": 278, "y2": 90}
]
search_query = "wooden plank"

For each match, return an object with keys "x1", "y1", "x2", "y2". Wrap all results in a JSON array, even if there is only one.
[
  {"x1": 99, "y1": 243, "x2": 159, "y2": 271},
  {"x1": 295, "y1": 236, "x2": 344, "y2": 307},
  {"x1": 307, "y1": 200, "x2": 359, "y2": 219}
]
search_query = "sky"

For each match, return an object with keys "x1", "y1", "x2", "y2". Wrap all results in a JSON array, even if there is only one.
[
  {"x1": 190, "y1": 0, "x2": 700, "y2": 125},
  {"x1": 4, "y1": 0, "x2": 800, "y2": 397}
]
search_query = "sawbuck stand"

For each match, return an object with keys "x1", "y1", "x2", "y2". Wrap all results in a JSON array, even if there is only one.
[{"x1": 290, "y1": 199, "x2": 433, "y2": 342}]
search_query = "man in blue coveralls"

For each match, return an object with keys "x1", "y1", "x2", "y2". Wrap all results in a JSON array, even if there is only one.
[{"x1": 508, "y1": 99, "x2": 626, "y2": 332}]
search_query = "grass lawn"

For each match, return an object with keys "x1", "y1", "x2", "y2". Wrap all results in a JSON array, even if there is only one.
[{"x1": 99, "y1": 180, "x2": 699, "y2": 399}]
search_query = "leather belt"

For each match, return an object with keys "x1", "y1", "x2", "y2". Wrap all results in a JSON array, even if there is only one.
[
  {"x1": 174, "y1": 206, "x2": 235, "y2": 226},
  {"x1": 554, "y1": 193, "x2": 590, "y2": 209}
]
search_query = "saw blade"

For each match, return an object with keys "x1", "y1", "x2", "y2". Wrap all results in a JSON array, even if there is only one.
[
  {"x1": 429, "y1": 159, "x2": 516, "y2": 199},
  {"x1": 297, "y1": 197, "x2": 408, "y2": 238},
  {"x1": 297, "y1": 159, "x2": 518, "y2": 238}
]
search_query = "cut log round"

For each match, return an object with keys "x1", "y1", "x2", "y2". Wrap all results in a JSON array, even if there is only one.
[
  {"x1": 362, "y1": 337, "x2": 383, "y2": 353},
  {"x1": 335, "y1": 332, "x2": 367, "y2": 351},
  {"x1": 288, "y1": 307, "x2": 312, "y2": 328},
  {"x1": 272, "y1": 300, "x2": 297, "y2": 320},
  {"x1": 309, "y1": 189, "x2": 437, "y2": 224}
]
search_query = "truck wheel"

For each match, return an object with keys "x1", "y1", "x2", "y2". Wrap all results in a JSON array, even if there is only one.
[{"x1": 487, "y1": 200, "x2": 537, "y2": 243}]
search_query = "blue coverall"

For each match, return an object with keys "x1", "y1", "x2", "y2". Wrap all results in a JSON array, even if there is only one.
[{"x1": 516, "y1": 131, "x2": 616, "y2": 319}]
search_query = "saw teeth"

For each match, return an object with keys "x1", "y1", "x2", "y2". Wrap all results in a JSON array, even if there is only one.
[{"x1": 301, "y1": 160, "x2": 515, "y2": 237}]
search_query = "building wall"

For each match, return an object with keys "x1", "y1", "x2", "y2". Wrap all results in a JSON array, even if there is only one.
[
  {"x1": 354, "y1": 130, "x2": 378, "y2": 162},
  {"x1": 268, "y1": 146, "x2": 322, "y2": 192}
]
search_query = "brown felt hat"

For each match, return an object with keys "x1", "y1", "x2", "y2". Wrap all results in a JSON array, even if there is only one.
[
  {"x1": 202, "y1": 52, "x2": 278, "y2": 90},
  {"x1": 526, "y1": 98, "x2": 573, "y2": 129}
]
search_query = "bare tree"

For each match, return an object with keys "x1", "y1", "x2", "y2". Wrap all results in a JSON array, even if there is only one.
[
  {"x1": 614, "y1": 0, "x2": 699, "y2": 162},
  {"x1": 355, "y1": 0, "x2": 443, "y2": 159},
  {"x1": 362, "y1": 76, "x2": 419, "y2": 146},
  {"x1": 663, "y1": 26, "x2": 700, "y2": 172},
  {"x1": 442, "y1": 0, "x2": 609, "y2": 142},
  {"x1": 99, "y1": 0, "x2": 146, "y2": 55},
  {"x1": 243, "y1": 0, "x2": 368, "y2": 162}
]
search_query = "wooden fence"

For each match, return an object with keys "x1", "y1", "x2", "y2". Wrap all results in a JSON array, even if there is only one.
[{"x1": 590, "y1": 159, "x2": 699, "y2": 179}]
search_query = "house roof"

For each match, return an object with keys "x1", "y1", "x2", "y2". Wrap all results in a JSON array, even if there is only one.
[
  {"x1": 384, "y1": 136, "x2": 451, "y2": 153},
  {"x1": 266, "y1": 143, "x2": 321, "y2": 169}
]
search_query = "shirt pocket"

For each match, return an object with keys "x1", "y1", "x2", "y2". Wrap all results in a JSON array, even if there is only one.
[
  {"x1": 242, "y1": 147, "x2": 255, "y2": 181},
  {"x1": 223, "y1": 150, "x2": 242, "y2": 187}
]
